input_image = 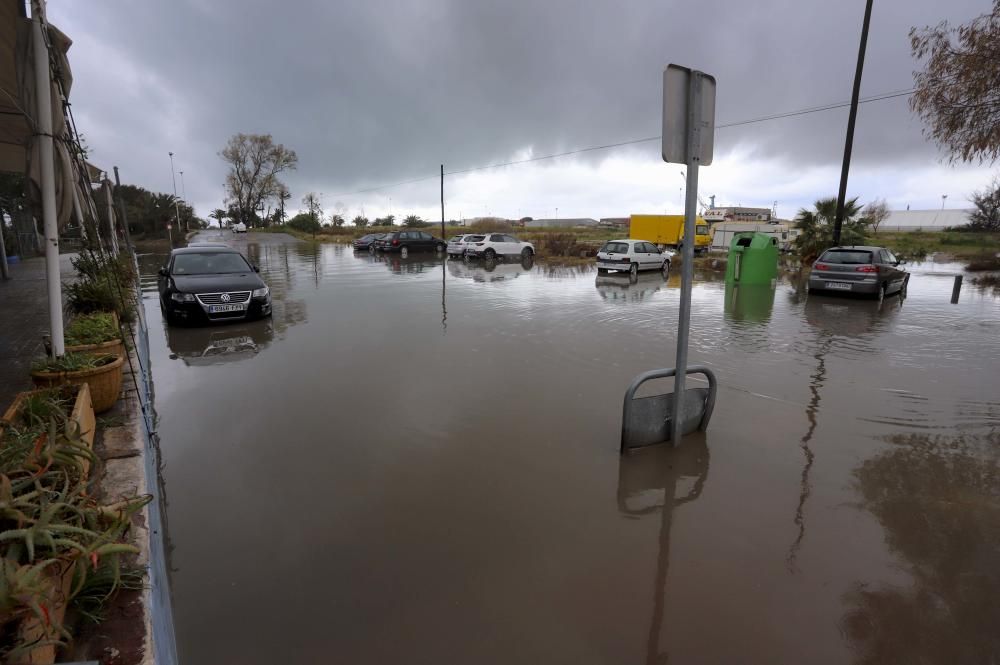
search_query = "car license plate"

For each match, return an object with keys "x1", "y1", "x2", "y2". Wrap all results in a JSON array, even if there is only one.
[
  {"x1": 825, "y1": 281, "x2": 852, "y2": 291},
  {"x1": 599, "y1": 262, "x2": 624, "y2": 270},
  {"x1": 209, "y1": 304, "x2": 246, "y2": 313}
]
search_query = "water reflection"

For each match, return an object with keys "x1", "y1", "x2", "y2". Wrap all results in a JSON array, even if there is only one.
[
  {"x1": 165, "y1": 319, "x2": 274, "y2": 366},
  {"x1": 617, "y1": 440, "x2": 710, "y2": 664},
  {"x1": 386, "y1": 254, "x2": 445, "y2": 275},
  {"x1": 595, "y1": 271, "x2": 672, "y2": 303},
  {"x1": 804, "y1": 295, "x2": 903, "y2": 339},
  {"x1": 842, "y1": 432, "x2": 1000, "y2": 664},
  {"x1": 448, "y1": 257, "x2": 532, "y2": 282},
  {"x1": 723, "y1": 284, "x2": 775, "y2": 324}
]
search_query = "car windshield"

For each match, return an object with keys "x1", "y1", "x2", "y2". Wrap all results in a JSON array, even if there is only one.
[
  {"x1": 468, "y1": 235, "x2": 485, "y2": 242},
  {"x1": 820, "y1": 250, "x2": 873, "y2": 264},
  {"x1": 450, "y1": 235, "x2": 464, "y2": 242},
  {"x1": 601, "y1": 242, "x2": 630, "y2": 253},
  {"x1": 172, "y1": 252, "x2": 250, "y2": 275},
  {"x1": 696, "y1": 225, "x2": 709, "y2": 235}
]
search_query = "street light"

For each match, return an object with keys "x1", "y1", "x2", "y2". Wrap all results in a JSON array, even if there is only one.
[
  {"x1": 179, "y1": 170, "x2": 187, "y2": 203},
  {"x1": 168, "y1": 152, "x2": 182, "y2": 233},
  {"x1": 941, "y1": 194, "x2": 948, "y2": 210}
]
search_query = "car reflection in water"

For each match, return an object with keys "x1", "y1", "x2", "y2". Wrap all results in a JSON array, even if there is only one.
[
  {"x1": 165, "y1": 318, "x2": 274, "y2": 366},
  {"x1": 386, "y1": 254, "x2": 446, "y2": 275},
  {"x1": 804, "y1": 292, "x2": 902, "y2": 338},
  {"x1": 595, "y1": 270, "x2": 672, "y2": 303},
  {"x1": 448, "y1": 255, "x2": 534, "y2": 282}
]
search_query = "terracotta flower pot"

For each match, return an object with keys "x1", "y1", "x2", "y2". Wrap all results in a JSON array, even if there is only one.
[
  {"x1": 65, "y1": 337, "x2": 125, "y2": 359},
  {"x1": 30, "y1": 355, "x2": 124, "y2": 414}
]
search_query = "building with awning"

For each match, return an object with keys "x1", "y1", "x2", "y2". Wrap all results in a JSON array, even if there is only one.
[{"x1": 0, "y1": 0, "x2": 119, "y2": 354}]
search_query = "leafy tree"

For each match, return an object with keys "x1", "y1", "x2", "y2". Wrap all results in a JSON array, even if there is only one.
[
  {"x1": 209, "y1": 208, "x2": 228, "y2": 228},
  {"x1": 330, "y1": 214, "x2": 346, "y2": 227},
  {"x1": 861, "y1": 198, "x2": 890, "y2": 235},
  {"x1": 220, "y1": 133, "x2": 298, "y2": 225},
  {"x1": 794, "y1": 196, "x2": 867, "y2": 262},
  {"x1": 287, "y1": 212, "x2": 321, "y2": 234},
  {"x1": 402, "y1": 214, "x2": 425, "y2": 227},
  {"x1": 353, "y1": 215, "x2": 369, "y2": 228},
  {"x1": 301, "y1": 192, "x2": 322, "y2": 224},
  {"x1": 910, "y1": 2, "x2": 1000, "y2": 163},
  {"x1": 968, "y1": 177, "x2": 1000, "y2": 231},
  {"x1": 374, "y1": 215, "x2": 395, "y2": 226}
]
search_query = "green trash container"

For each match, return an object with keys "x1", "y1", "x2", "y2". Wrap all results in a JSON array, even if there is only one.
[{"x1": 725, "y1": 232, "x2": 778, "y2": 285}]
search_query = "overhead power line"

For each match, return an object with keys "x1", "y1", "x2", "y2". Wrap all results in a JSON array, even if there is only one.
[{"x1": 330, "y1": 88, "x2": 915, "y2": 198}]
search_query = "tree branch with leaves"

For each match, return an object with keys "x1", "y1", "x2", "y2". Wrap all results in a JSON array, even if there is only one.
[{"x1": 220, "y1": 133, "x2": 298, "y2": 226}]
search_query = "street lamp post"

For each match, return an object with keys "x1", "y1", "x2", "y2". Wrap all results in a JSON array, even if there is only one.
[
  {"x1": 180, "y1": 170, "x2": 187, "y2": 204},
  {"x1": 941, "y1": 194, "x2": 948, "y2": 210},
  {"x1": 168, "y1": 152, "x2": 183, "y2": 233}
]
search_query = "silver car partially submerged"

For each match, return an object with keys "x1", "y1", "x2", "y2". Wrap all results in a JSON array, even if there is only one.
[{"x1": 807, "y1": 246, "x2": 909, "y2": 300}]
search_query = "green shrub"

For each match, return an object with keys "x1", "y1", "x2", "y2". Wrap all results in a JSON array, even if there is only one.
[
  {"x1": 32, "y1": 352, "x2": 117, "y2": 373},
  {"x1": 64, "y1": 312, "x2": 119, "y2": 346},
  {"x1": 287, "y1": 213, "x2": 321, "y2": 234}
]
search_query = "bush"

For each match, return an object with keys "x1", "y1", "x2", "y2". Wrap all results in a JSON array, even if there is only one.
[
  {"x1": 64, "y1": 312, "x2": 119, "y2": 346},
  {"x1": 287, "y1": 213, "x2": 321, "y2": 234},
  {"x1": 65, "y1": 278, "x2": 135, "y2": 323},
  {"x1": 468, "y1": 218, "x2": 512, "y2": 233}
]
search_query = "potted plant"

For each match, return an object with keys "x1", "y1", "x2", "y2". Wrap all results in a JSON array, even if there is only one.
[
  {"x1": 62, "y1": 312, "x2": 123, "y2": 359},
  {"x1": 29, "y1": 353, "x2": 123, "y2": 414},
  {"x1": 1, "y1": 384, "x2": 96, "y2": 474}
]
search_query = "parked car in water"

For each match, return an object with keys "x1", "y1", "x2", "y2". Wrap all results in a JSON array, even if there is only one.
[
  {"x1": 807, "y1": 246, "x2": 909, "y2": 300},
  {"x1": 447, "y1": 234, "x2": 481, "y2": 257},
  {"x1": 375, "y1": 230, "x2": 446, "y2": 253},
  {"x1": 464, "y1": 233, "x2": 535, "y2": 260},
  {"x1": 158, "y1": 245, "x2": 271, "y2": 325},
  {"x1": 353, "y1": 233, "x2": 387, "y2": 251},
  {"x1": 231, "y1": 222, "x2": 247, "y2": 234},
  {"x1": 596, "y1": 239, "x2": 673, "y2": 277}
]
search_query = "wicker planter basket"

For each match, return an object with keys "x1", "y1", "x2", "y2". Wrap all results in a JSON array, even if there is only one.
[{"x1": 30, "y1": 355, "x2": 124, "y2": 414}]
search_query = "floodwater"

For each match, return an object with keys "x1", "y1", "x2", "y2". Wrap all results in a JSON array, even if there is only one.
[{"x1": 139, "y1": 231, "x2": 1000, "y2": 665}]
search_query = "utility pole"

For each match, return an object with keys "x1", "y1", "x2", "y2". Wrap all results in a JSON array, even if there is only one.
[
  {"x1": 168, "y1": 152, "x2": 183, "y2": 233},
  {"x1": 832, "y1": 0, "x2": 874, "y2": 245},
  {"x1": 440, "y1": 164, "x2": 445, "y2": 240}
]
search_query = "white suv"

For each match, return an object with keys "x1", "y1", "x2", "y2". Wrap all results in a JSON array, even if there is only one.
[
  {"x1": 596, "y1": 239, "x2": 673, "y2": 277},
  {"x1": 232, "y1": 222, "x2": 247, "y2": 234},
  {"x1": 465, "y1": 233, "x2": 535, "y2": 260},
  {"x1": 447, "y1": 234, "x2": 479, "y2": 257}
]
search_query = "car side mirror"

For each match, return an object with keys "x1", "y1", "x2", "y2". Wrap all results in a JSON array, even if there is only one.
[
  {"x1": 252, "y1": 265, "x2": 260, "y2": 272},
  {"x1": 158, "y1": 267, "x2": 167, "y2": 276}
]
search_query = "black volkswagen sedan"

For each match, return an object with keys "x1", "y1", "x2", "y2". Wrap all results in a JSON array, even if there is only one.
[{"x1": 158, "y1": 245, "x2": 271, "y2": 325}]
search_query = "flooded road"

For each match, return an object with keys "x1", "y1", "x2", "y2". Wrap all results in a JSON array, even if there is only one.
[{"x1": 140, "y1": 231, "x2": 1000, "y2": 664}]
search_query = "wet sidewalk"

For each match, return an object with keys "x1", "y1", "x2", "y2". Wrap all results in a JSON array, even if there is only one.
[{"x1": 0, "y1": 253, "x2": 75, "y2": 408}]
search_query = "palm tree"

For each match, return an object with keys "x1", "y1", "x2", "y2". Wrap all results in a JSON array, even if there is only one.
[
  {"x1": 209, "y1": 208, "x2": 228, "y2": 229},
  {"x1": 403, "y1": 214, "x2": 423, "y2": 227},
  {"x1": 794, "y1": 196, "x2": 867, "y2": 262}
]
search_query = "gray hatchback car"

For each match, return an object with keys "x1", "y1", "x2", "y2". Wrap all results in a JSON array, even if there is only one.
[{"x1": 807, "y1": 246, "x2": 909, "y2": 300}]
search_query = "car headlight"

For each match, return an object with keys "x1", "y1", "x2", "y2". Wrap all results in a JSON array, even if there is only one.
[
  {"x1": 252, "y1": 286, "x2": 269, "y2": 298},
  {"x1": 171, "y1": 292, "x2": 195, "y2": 303}
]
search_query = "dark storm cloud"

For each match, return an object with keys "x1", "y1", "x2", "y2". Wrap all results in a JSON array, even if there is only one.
[{"x1": 49, "y1": 0, "x2": 987, "y2": 209}]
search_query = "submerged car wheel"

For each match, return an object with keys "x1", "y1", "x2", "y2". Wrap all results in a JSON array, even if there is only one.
[
  {"x1": 629, "y1": 262, "x2": 638, "y2": 277},
  {"x1": 521, "y1": 247, "x2": 533, "y2": 260},
  {"x1": 436, "y1": 242, "x2": 445, "y2": 252},
  {"x1": 662, "y1": 260, "x2": 671, "y2": 277},
  {"x1": 900, "y1": 278, "x2": 908, "y2": 298},
  {"x1": 876, "y1": 282, "x2": 887, "y2": 303},
  {"x1": 484, "y1": 248, "x2": 496, "y2": 260}
]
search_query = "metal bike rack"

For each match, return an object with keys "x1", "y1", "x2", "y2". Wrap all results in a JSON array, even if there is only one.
[{"x1": 621, "y1": 366, "x2": 717, "y2": 453}]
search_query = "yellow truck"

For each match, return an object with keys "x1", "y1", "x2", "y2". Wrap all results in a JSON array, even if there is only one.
[{"x1": 629, "y1": 214, "x2": 712, "y2": 252}]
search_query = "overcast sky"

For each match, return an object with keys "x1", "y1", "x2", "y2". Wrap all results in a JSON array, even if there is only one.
[{"x1": 48, "y1": 0, "x2": 996, "y2": 223}]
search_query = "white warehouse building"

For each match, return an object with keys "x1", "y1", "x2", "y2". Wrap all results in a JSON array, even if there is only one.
[{"x1": 880, "y1": 209, "x2": 972, "y2": 232}]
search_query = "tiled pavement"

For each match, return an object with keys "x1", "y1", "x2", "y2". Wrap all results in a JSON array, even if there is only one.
[{"x1": 0, "y1": 253, "x2": 76, "y2": 409}]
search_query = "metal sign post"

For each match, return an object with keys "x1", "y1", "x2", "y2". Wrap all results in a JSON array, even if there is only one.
[{"x1": 663, "y1": 65, "x2": 715, "y2": 445}]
